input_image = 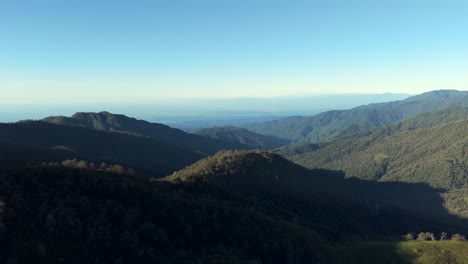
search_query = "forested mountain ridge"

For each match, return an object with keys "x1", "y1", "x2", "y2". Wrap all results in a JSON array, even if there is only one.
[
  {"x1": 280, "y1": 107, "x2": 468, "y2": 200},
  {"x1": 1, "y1": 144, "x2": 468, "y2": 263},
  {"x1": 163, "y1": 150, "x2": 312, "y2": 191},
  {"x1": 0, "y1": 165, "x2": 329, "y2": 263},
  {"x1": 244, "y1": 90, "x2": 468, "y2": 143},
  {"x1": 42, "y1": 111, "x2": 248, "y2": 155},
  {"x1": 195, "y1": 126, "x2": 290, "y2": 149},
  {"x1": 163, "y1": 150, "x2": 465, "y2": 227},
  {"x1": 280, "y1": 106, "x2": 468, "y2": 157},
  {"x1": 4, "y1": 96, "x2": 468, "y2": 263}
]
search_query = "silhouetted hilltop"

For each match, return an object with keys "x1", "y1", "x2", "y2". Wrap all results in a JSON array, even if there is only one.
[
  {"x1": 163, "y1": 150, "x2": 463, "y2": 224},
  {"x1": 0, "y1": 121, "x2": 201, "y2": 176},
  {"x1": 163, "y1": 150, "x2": 311, "y2": 193},
  {"x1": 42, "y1": 111, "x2": 248, "y2": 155}
]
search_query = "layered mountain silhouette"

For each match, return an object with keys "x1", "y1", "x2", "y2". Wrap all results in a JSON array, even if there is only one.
[
  {"x1": 0, "y1": 121, "x2": 202, "y2": 176},
  {"x1": 244, "y1": 90, "x2": 468, "y2": 143},
  {"x1": 195, "y1": 126, "x2": 290, "y2": 149},
  {"x1": 3, "y1": 90, "x2": 468, "y2": 263},
  {"x1": 42, "y1": 111, "x2": 248, "y2": 155}
]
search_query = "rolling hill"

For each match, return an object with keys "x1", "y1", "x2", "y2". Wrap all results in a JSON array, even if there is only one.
[
  {"x1": 1, "y1": 164, "x2": 329, "y2": 264},
  {"x1": 195, "y1": 126, "x2": 290, "y2": 149},
  {"x1": 0, "y1": 121, "x2": 202, "y2": 176},
  {"x1": 163, "y1": 150, "x2": 466, "y2": 231},
  {"x1": 2, "y1": 147, "x2": 468, "y2": 263},
  {"x1": 244, "y1": 90, "x2": 468, "y2": 143},
  {"x1": 42, "y1": 111, "x2": 247, "y2": 155}
]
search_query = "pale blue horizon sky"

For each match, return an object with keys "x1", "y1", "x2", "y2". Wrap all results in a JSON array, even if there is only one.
[{"x1": 1, "y1": 0, "x2": 468, "y2": 103}]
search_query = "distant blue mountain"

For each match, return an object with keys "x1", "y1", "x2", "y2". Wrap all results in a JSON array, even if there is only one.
[{"x1": 243, "y1": 90, "x2": 468, "y2": 143}]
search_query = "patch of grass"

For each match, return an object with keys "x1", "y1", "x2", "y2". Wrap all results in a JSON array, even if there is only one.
[{"x1": 328, "y1": 241, "x2": 468, "y2": 264}]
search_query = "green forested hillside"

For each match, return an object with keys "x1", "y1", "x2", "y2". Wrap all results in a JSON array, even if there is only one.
[
  {"x1": 1, "y1": 149, "x2": 468, "y2": 263},
  {"x1": 244, "y1": 90, "x2": 468, "y2": 143},
  {"x1": 280, "y1": 107, "x2": 468, "y2": 159},
  {"x1": 163, "y1": 151, "x2": 468, "y2": 233},
  {"x1": 282, "y1": 112, "x2": 468, "y2": 188},
  {"x1": 195, "y1": 126, "x2": 290, "y2": 149},
  {"x1": 380, "y1": 107, "x2": 468, "y2": 133},
  {"x1": 42, "y1": 111, "x2": 247, "y2": 155},
  {"x1": 280, "y1": 108, "x2": 468, "y2": 215},
  {"x1": 6, "y1": 100, "x2": 468, "y2": 263},
  {"x1": 0, "y1": 166, "x2": 328, "y2": 263}
]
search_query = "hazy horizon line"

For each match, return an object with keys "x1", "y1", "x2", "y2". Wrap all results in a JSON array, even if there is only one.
[{"x1": 0, "y1": 91, "x2": 418, "y2": 105}]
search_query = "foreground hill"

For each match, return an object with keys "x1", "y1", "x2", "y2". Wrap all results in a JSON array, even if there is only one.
[
  {"x1": 195, "y1": 126, "x2": 290, "y2": 149},
  {"x1": 0, "y1": 121, "x2": 201, "y2": 176},
  {"x1": 163, "y1": 150, "x2": 317, "y2": 194},
  {"x1": 42, "y1": 111, "x2": 246, "y2": 155},
  {"x1": 244, "y1": 90, "x2": 468, "y2": 143},
  {"x1": 2, "y1": 150, "x2": 468, "y2": 263},
  {"x1": 164, "y1": 150, "x2": 466, "y2": 232},
  {"x1": 0, "y1": 165, "x2": 328, "y2": 264}
]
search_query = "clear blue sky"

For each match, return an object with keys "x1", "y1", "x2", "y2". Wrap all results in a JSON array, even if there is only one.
[{"x1": 1, "y1": 0, "x2": 468, "y2": 103}]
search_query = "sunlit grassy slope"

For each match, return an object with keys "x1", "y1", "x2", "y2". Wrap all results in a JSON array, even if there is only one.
[{"x1": 329, "y1": 241, "x2": 468, "y2": 264}]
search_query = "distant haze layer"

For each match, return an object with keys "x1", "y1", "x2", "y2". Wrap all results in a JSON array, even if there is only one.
[{"x1": 0, "y1": 93, "x2": 410, "y2": 124}]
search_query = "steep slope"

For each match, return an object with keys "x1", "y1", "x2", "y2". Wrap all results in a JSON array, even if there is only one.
[
  {"x1": 381, "y1": 107, "x2": 468, "y2": 132},
  {"x1": 281, "y1": 108, "x2": 468, "y2": 190},
  {"x1": 1, "y1": 151, "x2": 467, "y2": 263},
  {"x1": 244, "y1": 90, "x2": 468, "y2": 143},
  {"x1": 164, "y1": 150, "x2": 312, "y2": 192},
  {"x1": 280, "y1": 107, "x2": 468, "y2": 157},
  {"x1": 42, "y1": 112, "x2": 246, "y2": 155},
  {"x1": 195, "y1": 126, "x2": 290, "y2": 149},
  {"x1": 0, "y1": 165, "x2": 328, "y2": 264},
  {"x1": 163, "y1": 151, "x2": 465, "y2": 233},
  {"x1": 0, "y1": 121, "x2": 201, "y2": 176}
]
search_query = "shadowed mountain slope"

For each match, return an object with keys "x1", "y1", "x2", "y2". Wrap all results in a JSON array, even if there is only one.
[
  {"x1": 42, "y1": 111, "x2": 247, "y2": 155},
  {"x1": 195, "y1": 126, "x2": 290, "y2": 149},
  {"x1": 2, "y1": 150, "x2": 468, "y2": 263},
  {"x1": 0, "y1": 121, "x2": 201, "y2": 176},
  {"x1": 163, "y1": 150, "x2": 466, "y2": 230}
]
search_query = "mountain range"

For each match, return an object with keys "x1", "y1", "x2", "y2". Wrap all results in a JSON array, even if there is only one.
[
  {"x1": 194, "y1": 126, "x2": 290, "y2": 149},
  {"x1": 3, "y1": 89, "x2": 468, "y2": 263},
  {"x1": 244, "y1": 90, "x2": 468, "y2": 143},
  {"x1": 280, "y1": 106, "x2": 468, "y2": 187},
  {"x1": 279, "y1": 106, "x2": 468, "y2": 217},
  {"x1": 3, "y1": 149, "x2": 462, "y2": 263},
  {"x1": 42, "y1": 111, "x2": 246, "y2": 155},
  {"x1": 0, "y1": 121, "x2": 202, "y2": 176}
]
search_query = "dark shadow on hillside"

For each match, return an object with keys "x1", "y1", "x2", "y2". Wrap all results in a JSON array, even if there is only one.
[
  {"x1": 0, "y1": 159, "x2": 465, "y2": 264},
  {"x1": 0, "y1": 121, "x2": 203, "y2": 177},
  {"x1": 306, "y1": 169, "x2": 468, "y2": 236}
]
